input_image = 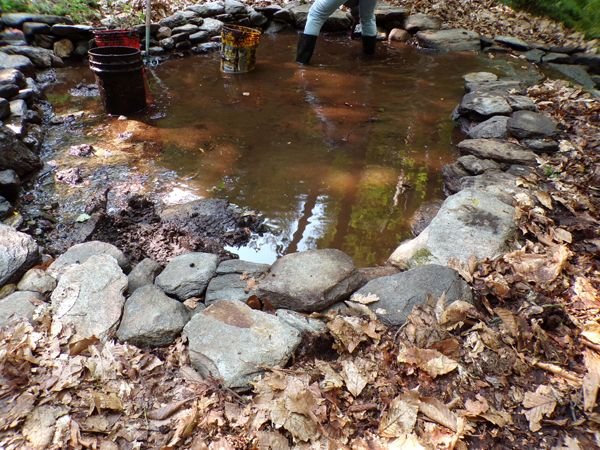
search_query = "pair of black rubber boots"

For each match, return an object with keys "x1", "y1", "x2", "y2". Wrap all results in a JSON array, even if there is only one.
[{"x1": 296, "y1": 33, "x2": 376, "y2": 65}]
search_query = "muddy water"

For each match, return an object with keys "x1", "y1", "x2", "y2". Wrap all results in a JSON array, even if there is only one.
[{"x1": 41, "y1": 34, "x2": 517, "y2": 266}]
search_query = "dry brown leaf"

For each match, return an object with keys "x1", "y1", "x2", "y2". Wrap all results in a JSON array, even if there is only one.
[
  {"x1": 378, "y1": 393, "x2": 419, "y2": 438},
  {"x1": 147, "y1": 397, "x2": 194, "y2": 420},
  {"x1": 316, "y1": 360, "x2": 344, "y2": 392},
  {"x1": 522, "y1": 385, "x2": 558, "y2": 432},
  {"x1": 92, "y1": 392, "x2": 123, "y2": 412},
  {"x1": 439, "y1": 301, "x2": 479, "y2": 330},
  {"x1": 535, "y1": 191, "x2": 553, "y2": 209},
  {"x1": 581, "y1": 322, "x2": 600, "y2": 345},
  {"x1": 349, "y1": 292, "x2": 380, "y2": 305},
  {"x1": 254, "y1": 430, "x2": 291, "y2": 450},
  {"x1": 552, "y1": 435, "x2": 582, "y2": 450},
  {"x1": 388, "y1": 433, "x2": 426, "y2": 449},
  {"x1": 503, "y1": 245, "x2": 570, "y2": 285},
  {"x1": 583, "y1": 350, "x2": 600, "y2": 412},
  {"x1": 341, "y1": 360, "x2": 368, "y2": 397},
  {"x1": 168, "y1": 404, "x2": 199, "y2": 447},
  {"x1": 494, "y1": 307, "x2": 519, "y2": 338},
  {"x1": 327, "y1": 316, "x2": 382, "y2": 353},
  {"x1": 68, "y1": 336, "x2": 99, "y2": 356},
  {"x1": 397, "y1": 346, "x2": 458, "y2": 378},
  {"x1": 419, "y1": 396, "x2": 458, "y2": 431}
]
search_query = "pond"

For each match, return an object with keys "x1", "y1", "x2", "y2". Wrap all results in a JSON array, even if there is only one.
[{"x1": 38, "y1": 33, "x2": 531, "y2": 266}]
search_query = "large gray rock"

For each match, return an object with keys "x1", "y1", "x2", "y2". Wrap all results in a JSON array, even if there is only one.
[
  {"x1": 0, "y1": 46, "x2": 58, "y2": 69},
  {"x1": 522, "y1": 138, "x2": 559, "y2": 154},
  {"x1": 275, "y1": 309, "x2": 327, "y2": 335},
  {"x1": 159, "y1": 12, "x2": 193, "y2": 29},
  {"x1": 404, "y1": 13, "x2": 441, "y2": 33},
  {"x1": 186, "y1": 2, "x2": 225, "y2": 17},
  {"x1": 1, "y1": 13, "x2": 71, "y2": 27},
  {"x1": 457, "y1": 139, "x2": 537, "y2": 165},
  {"x1": 17, "y1": 268, "x2": 56, "y2": 294},
  {"x1": 257, "y1": 249, "x2": 363, "y2": 312},
  {"x1": 22, "y1": 21, "x2": 52, "y2": 35},
  {"x1": 205, "y1": 273, "x2": 254, "y2": 305},
  {"x1": 50, "y1": 255, "x2": 127, "y2": 339},
  {"x1": 155, "y1": 252, "x2": 218, "y2": 300},
  {"x1": 0, "y1": 127, "x2": 41, "y2": 176},
  {"x1": 463, "y1": 72, "x2": 498, "y2": 84},
  {"x1": 409, "y1": 200, "x2": 443, "y2": 236},
  {"x1": 547, "y1": 63, "x2": 597, "y2": 90},
  {"x1": 459, "y1": 171, "x2": 523, "y2": 205},
  {"x1": 467, "y1": 116, "x2": 509, "y2": 139},
  {"x1": 571, "y1": 53, "x2": 600, "y2": 75},
  {"x1": 183, "y1": 300, "x2": 301, "y2": 389},
  {"x1": 389, "y1": 189, "x2": 516, "y2": 268},
  {"x1": 0, "y1": 69, "x2": 26, "y2": 88},
  {"x1": 374, "y1": 4, "x2": 407, "y2": 25},
  {"x1": 354, "y1": 265, "x2": 472, "y2": 326},
  {"x1": 127, "y1": 258, "x2": 162, "y2": 293},
  {"x1": 465, "y1": 80, "x2": 523, "y2": 95},
  {"x1": 116, "y1": 285, "x2": 190, "y2": 347},
  {"x1": 0, "y1": 53, "x2": 34, "y2": 75},
  {"x1": 416, "y1": 29, "x2": 480, "y2": 52},
  {"x1": 0, "y1": 224, "x2": 40, "y2": 286},
  {"x1": 494, "y1": 35, "x2": 530, "y2": 51},
  {"x1": 507, "y1": 95, "x2": 537, "y2": 112},
  {"x1": 507, "y1": 110, "x2": 557, "y2": 139},
  {"x1": 459, "y1": 92, "x2": 512, "y2": 119},
  {"x1": 457, "y1": 155, "x2": 501, "y2": 175},
  {"x1": 224, "y1": 0, "x2": 247, "y2": 15},
  {"x1": 47, "y1": 241, "x2": 129, "y2": 279},
  {"x1": 216, "y1": 259, "x2": 270, "y2": 276},
  {"x1": 50, "y1": 24, "x2": 93, "y2": 40},
  {"x1": 0, "y1": 291, "x2": 43, "y2": 327}
]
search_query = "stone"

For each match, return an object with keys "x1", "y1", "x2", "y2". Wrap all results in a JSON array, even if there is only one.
[
  {"x1": 17, "y1": 268, "x2": 56, "y2": 294},
  {"x1": 354, "y1": 265, "x2": 472, "y2": 326},
  {"x1": 0, "y1": 68, "x2": 26, "y2": 88},
  {"x1": 22, "y1": 22, "x2": 52, "y2": 35},
  {"x1": 524, "y1": 48, "x2": 545, "y2": 63},
  {"x1": 183, "y1": 300, "x2": 301, "y2": 389},
  {"x1": 409, "y1": 200, "x2": 443, "y2": 236},
  {"x1": 358, "y1": 266, "x2": 400, "y2": 283},
  {"x1": 0, "y1": 223, "x2": 41, "y2": 286},
  {"x1": 155, "y1": 252, "x2": 219, "y2": 300},
  {"x1": 522, "y1": 138, "x2": 559, "y2": 154},
  {"x1": 459, "y1": 171, "x2": 523, "y2": 205},
  {"x1": 389, "y1": 189, "x2": 516, "y2": 268},
  {"x1": 50, "y1": 24, "x2": 93, "y2": 40},
  {"x1": 10, "y1": 99, "x2": 27, "y2": 117},
  {"x1": 272, "y1": 7, "x2": 295, "y2": 23},
  {"x1": 0, "y1": 99, "x2": 9, "y2": 120},
  {"x1": 1, "y1": 13, "x2": 71, "y2": 27},
  {"x1": 224, "y1": 0, "x2": 247, "y2": 15},
  {"x1": 463, "y1": 72, "x2": 497, "y2": 84},
  {"x1": 33, "y1": 33, "x2": 56, "y2": 49},
  {"x1": 249, "y1": 11, "x2": 268, "y2": 27},
  {"x1": 0, "y1": 291, "x2": 43, "y2": 327},
  {"x1": 416, "y1": 29, "x2": 480, "y2": 52},
  {"x1": 541, "y1": 52, "x2": 571, "y2": 64},
  {"x1": 0, "y1": 53, "x2": 34, "y2": 75},
  {"x1": 442, "y1": 162, "x2": 470, "y2": 194},
  {"x1": 494, "y1": 35, "x2": 530, "y2": 51},
  {"x1": 387, "y1": 28, "x2": 410, "y2": 42},
  {"x1": 47, "y1": 241, "x2": 130, "y2": 279},
  {"x1": 289, "y1": 4, "x2": 352, "y2": 31},
  {"x1": 257, "y1": 249, "x2": 363, "y2": 312},
  {"x1": 192, "y1": 42, "x2": 221, "y2": 54},
  {"x1": 264, "y1": 21, "x2": 289, "y2": 34},
  {"x1": 73, "y1": 40, "x2": 89, "y2": 58},
  {"x1": 216, "y1": 259, "x2": 270, "y2": 275},
  {"x1": 0, "y1": 45, "x2": 55, "y2": 68},
  {"x1": 159, "y1": 199, "x2": 237, "y2": 236},
  {"x1": 117, "y1": 285, "x2": 190, "y2": 347},
  {"x1": 457, "y1": 139, "x2": 537, "y2": 165},
  {"x1": 127, "y1": 258, "x2": 162, "y2": 293},
  {"x1": 467, "y1": 116, "x2": 509, "y2": 139},
  {"x1": 205, "y1": 273, "x2": 256, "y2": 305},
  {"x1": 132, "y1": 23, "x2": 160, "y2": 36},
  {"x1": 546, "y1": 63, "x2": 597, "y2": 90},
  {"x1": 374, "y1": 4, "x2": 407, "y2": 26},
  {"x1": 0, "y1": 169, "x2": 20, "y2": 200},
  {"x1": 15, "y1": 88, "x2": 36, "y2": 104},
  {"x1": 189, "y1": 30, "x2": 210, "y2": 44},
  {"x1": 465, "y1": 80, "x2": 523, "y2": 95},
  {"x1": 53, "y1": 39, "x2": 74, "y2": 58},
  {"x1": 186, "y1": 2, "x2": 226, "y2": 17},
  {"x1": 457, "y1": 155, "x2": 501, "y2": 175},
  {"x1": 275, "y1": 309, "x2": 327, "y2": 335},
  {"x1": 156, "y1": 26, "x2": 172, "y2": 40},
  {"x1": 175, "y1": 40, "x2": 192, "y2": 51},
  {"x1": 507, "y1": 110, "x2": 557, "y2": 139},
  {"x1": 197, "y1": 18, "x2": 224, "y2": 36},
  {"x1": 506, "y1": 95, "x2": 537, "y2": 112},
  {"x1": 404, "y1": 13, "x2": 441, "y2": 33},
  {"x1": 51, "y1": 255, "x2": 127, "y2": 339},
  {"x1": 159, "y1": 12, "x2": 191, "y2": 29},
  {"x1": 172, "y1": 24, "x2": 199, "y2": 35},
  {"x1": 0, "y1": 196, "x2": 13, "y2": 219},
  {"x1": 148, "y1": 46, "x2": 165, "y2": 56},
  {"x1": 458, "y1": 92, "x2": 512, "y2": 119},
  {"x1": 160, "y1": 37, "x2": 175, "y2": 50},
  {"x1": 571, "y1": 53, "x2": 600, "y2": 75}
]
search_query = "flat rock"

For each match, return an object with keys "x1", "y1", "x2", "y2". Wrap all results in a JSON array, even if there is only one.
[
  {"x1": 0, "y1": 69, "x2": 26, "y2": 88},
  {"x1": 1, "y1": 13, "x2": 72, "y2": 27},
  {"x1": 507, "y1": 95, "x2": 537, "y2": 111},
  {"x1": 186, "y1": 2, "x2": 226, "y2": 17},
  {"x1": 404, "y1": 13, "x2": 441, "y2": 33},
  {"x1": 463, "y1": 72, "x2": 498, "y2": 84},
  {"x1": 127, "y1": 258, "x2": 162, "y2": 293},
  {"x1": 494, "y1": 35, "x2": 530, "y2": 51},
  {"x1": 155, "y1": 252, "x2": 218, "y2": 300},
  {"x1": 17, "y1": 268, "x2": 56, "y2": 294},
  {"x1": 0, "y1": 224, "x2": 40, "y2": 286},
  {"x1": 159, "y1": 12, "x2": 193, "y2": 29},
  {"x1": 465, "y1": 79, "x2": 523, "y2": 95},
  {"x1": 205, "y1": 273, "x2": 255, "y2": 305},
  {"x1": 189, "y1": 30, "x2": 210, "y2": 44},
  {"x1": 22, "y1": 22, "x2": 52, "y2": 35},
  {"x1": 457, "y1": 155, "x2": 502, "y2": 175},
  {"x1": 542, "y1": 52, "x2": 571, "y2": 64},
  {"x1": 522, "y1": 138, "x2": 559, "y2": 154},
  {"x1": 467, "y1": 115, "x2": 509, "y2": 139},
  {"x1": 0, "y1": 53, "x2": 34, "y2": 75},
  {"x1": 117, "y1": 285, "x2": 190, "y2": 347},
  {"x1": 51, "y1": 24, "x2": 94, "y2": 40},
  {"x1": 184, "y1": 300, "x2": 301, "y2": 389},
  {"x1": 216, "y1": 259, "x2": 270, "y2": 275},
  {"x1": 257, "y1": 249, "x2": 363, "y2": 312},
  {"x1": 374, "y1": 4, "x2": 407, "y2": 25},
  {"x1": 0, "y1": 45, "x2": 57, "y2": 68},
  {"x1": 0, "y1": 291, "x2": 43, "y2": 327},
  {"x1": 546, "y1": 63, "x2": 597, "y2": 89},
  {"x1": 353, "y1": 265, "x2": 472, "y2": 326},
  {"x1": 50, "y1": 254, "x2": 127, "y2": 339},
  {"x1": 571, "y1": 53, "x2": 600, "y2": 75},
  {"x1": 187, "y1": 17, "x2": 224, "y2": 35},
  {"x1": 507, "y1": 110, "x2": 557, "y2": 139},
  {"x1": 459, "y1": 171, "x2": 523, "y2": 205},
  {"x1": 524, "y1": 48, "x2": 545, "y2": 63},
  {"x1": 10, "y1": 99, "x2": 27, "y2": 116},
  {"x1": 457, "y1": 139, "x2": 537, "y2": 165},
  {"x1": 458, "y1": 92, "x2": 512, "y2": 119},
  {"x1": 224, "y1": 0, "x2": 247, "y2": 15},
  {"x1": 47, "y1": 241, "x2": 129, "y2": 279},
  {"x1": 389, "y1": 189, "x2": 516, "y2": 268},
  {"x1": 416, "y1": 29, "x2": 480, "y2": 52},
  {"x1": 172, "y1": 23, "x2": 199, "y2": 35}
]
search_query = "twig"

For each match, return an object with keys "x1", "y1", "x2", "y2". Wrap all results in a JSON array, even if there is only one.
[
  {"x1": 529, "y1": 359, "x2": 582, "y2": 384},
  {"x1": 348, "y1": 403, "x2": 378, "y2": 413},
  {"x1": 582, "y1": 338, "x2": 600, "y2": 353}
]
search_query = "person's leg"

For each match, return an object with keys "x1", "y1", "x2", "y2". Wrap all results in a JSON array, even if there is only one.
[
  {"x1": 296, "y1": 0, "x2": 347, "y2": 64},
  {"x1": 359, "y1": 0, "x2": 377, "y2": 54}
]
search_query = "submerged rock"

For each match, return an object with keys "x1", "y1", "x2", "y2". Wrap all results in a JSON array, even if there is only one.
[
  {"x1": 0, "y1": 224, "x2": 40, "y2": 286},
  {"x1": 416, "y1": 29, "x2": 480, "y2": 52},
  {"x1": 184, "y1": 300, "x2": 301, "y2": 389},
  {"x1": 354, "y1": 265, "x2": 472, "y2": 326},
  {"x1": 257, "y1": 249, "x2": 363, "y2": 312}
]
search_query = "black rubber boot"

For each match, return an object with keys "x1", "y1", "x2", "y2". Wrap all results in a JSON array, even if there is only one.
[
  {"x1": 296, "y1": 33, "x2": 317, "y2": 65},
  {"x1": 362, "y1": 35, "x2": 377, "y2": 55}
]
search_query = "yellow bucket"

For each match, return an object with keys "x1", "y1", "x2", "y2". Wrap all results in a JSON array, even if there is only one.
[{"x1": 220, "y1": 24, "x2": 261, "y2": 73}]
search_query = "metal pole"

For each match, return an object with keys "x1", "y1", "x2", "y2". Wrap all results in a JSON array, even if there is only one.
[{"x1": 145, "y1": 0, "x2": 151, "y2": 55}]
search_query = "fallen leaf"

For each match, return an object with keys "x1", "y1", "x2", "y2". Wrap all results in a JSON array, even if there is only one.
[
  {"x1": 494, "y1": 307, "x2": 519, "y2": 338},
  {"x1": 552, "y1": 435, "x2": 582, "y2": 450},
  {"x1": 341, "y1": 360, "x2": 368, "y2": 397},
  {"x1": 439, "y1": 301, "x2": 479, "y2": 330},
  {"x1": 388, "y1": 433, "x2": 426, "y2": 450},
  {"x1": 349, "y1": 292, "x2": 380, "y2": 305},
  {"x1": 504, "y1": 245, "x2": 570, "y2": 285},
  {"x1": 147, "y1": 397, "x2": 194, "y2": 420},
  {"x1": 378, "y1": 393, "x2": 419, "y2": 438},
  {"x1": 397, "y1": 346, "x2": 458, "y2": 378},
  {"x1": 254, "y1": 430, "x2": 291, "y2": 450},
  {"x1": 581, "y1": 322, "x2": 600, "y2": 345},
  {"x1": 315, "y1": 360, "x2": 344, "y2": 392},
  {"x1": 583, "y1": 350, "x2": 600, "y2": 412},
  {"x1": 419, "y1": 396, "x2": 458, "y2": 431},
  {"x1": 522, "y1": 385, "x2": 558, "y2": 432},
  {"x1": 168, "y1": 404, "x2": 199, "y2": 446}
]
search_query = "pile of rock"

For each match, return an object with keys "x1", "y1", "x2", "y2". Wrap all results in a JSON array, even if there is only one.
[{"x1": 0, "y1": 234, "x2": 474, "y2": 389}]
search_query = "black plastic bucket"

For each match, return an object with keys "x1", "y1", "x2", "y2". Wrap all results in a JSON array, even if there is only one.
[{"x1": 88, "y1": 46, "x2": 146, "y2": 115}]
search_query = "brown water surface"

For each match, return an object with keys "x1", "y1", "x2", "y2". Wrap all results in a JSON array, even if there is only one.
[{"x1": 41, "y1": 33, "x2": 521, "y2": 266}]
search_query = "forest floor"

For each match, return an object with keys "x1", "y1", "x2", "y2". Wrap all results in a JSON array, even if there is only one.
[{"x1": 1, "y1": 1, "x2": 599, "y2": 449}]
